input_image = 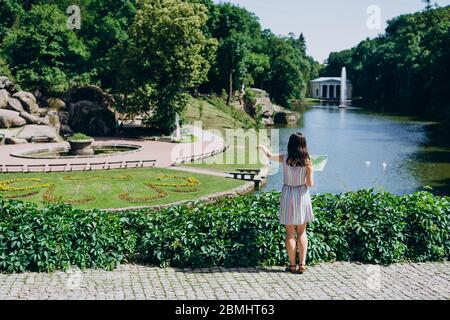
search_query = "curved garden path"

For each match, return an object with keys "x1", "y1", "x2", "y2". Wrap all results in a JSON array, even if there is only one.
[{"x1": 0, "y1": 125, "x2": 227, "y2": 170}]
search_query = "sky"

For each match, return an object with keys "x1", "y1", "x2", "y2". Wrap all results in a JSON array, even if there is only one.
[{"x1": 213, "y1": 0, "x2": 450, "y2": 63}]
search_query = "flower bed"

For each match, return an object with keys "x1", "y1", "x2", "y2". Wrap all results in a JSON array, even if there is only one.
[{"x1": 0, "y1": 175, "x2": 200, "y2": 206}]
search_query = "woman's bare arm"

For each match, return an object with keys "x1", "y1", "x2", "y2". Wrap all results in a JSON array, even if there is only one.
[
  {"x1": 257, "y1": 145, "x2": 283, "y2": 163},
  {"x1": 305, "y1": 161, "x2": 314, "y2": 187}
]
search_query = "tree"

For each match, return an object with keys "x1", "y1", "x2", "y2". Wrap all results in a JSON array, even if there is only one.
[
  {"x1": 201, "y1": 2, "x2": 261, "y2": 99},
  {"x1": 321, "y1": 49, "x2": 354, "y2": 77},
  {"x1": 2, "y1": 4, "x2": 90, "y2": 94},
  {"x1": 0, "y1": 0, "x2": 24, "y2": 43},
  {"x1": 117, "y1": 0, "x2": 217, "y2": 134},
  {"x1": 346, "y1": 5, "x2": 450, "y2": 127},
  {"x1": 81, "y1": 0, "x2": 137, "y2": 89},
  {"x1": 245, "y1": 52, "x2": 270, "y2": 89},
  {"x1": 261, "y1": 32, "x2": 308, "y2": 106},
  {"x1": 215, "y1": 32, "x2": 249, "y2": 105}
]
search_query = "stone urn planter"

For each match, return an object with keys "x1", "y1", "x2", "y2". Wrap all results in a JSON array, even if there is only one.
[{"x1": 68, "y1": 136, "x2": 95, "y2": 156}]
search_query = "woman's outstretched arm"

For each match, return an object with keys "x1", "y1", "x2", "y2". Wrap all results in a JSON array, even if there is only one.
[
  {"x1": 305, "y1": 161, "x2": 314, "y2": 187},
  {"x1": 257, "y1": 145, "x2": 283, "y2": 163}
]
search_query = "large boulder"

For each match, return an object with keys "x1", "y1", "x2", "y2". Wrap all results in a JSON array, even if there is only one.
[
  {"x1": 60, "y1": 124, "x2": 74, "y2": 135},
  {"x1": 65, "y1": 85, "x2": 116, "y2": 136},
  {"x1": 13, "y1": 91, "x2": 36, "y2": 104},
  {"x1": 45, "y1": 109, "x2": 61, "y2": 133},
  {"x1": 274, "y1": 111, "x2": 298, "y2": 124},
  {"x1": 262, "y1": 117, "x2": 274, "y2": 126},
  {"x1": 20, "y1": 111, "x2": 50, "y2": 125},
  {"x1": 0, "y1": 109, "x2": 27, "y2": 128},
  {"x1": 33, "y1": 107, "x2": 49, "y2": 117},
  {"x1": 7, "y1": 97, "x2": 25, "y2": 113},
  {"x1": 58, "y1": 110, "x2": 70, "y2": 125},
  {"x1": 0, "y1": 76, "x2": 16, "y2": 93},
  {"x1": 67, "y1": 85, "x2": 105, "y2": 105},
  {"x1": 13, "y1": 91, "x2": 39, "y2": 113},
  {"x1": 259, "y1": 97, "x2": 274, "y2": 117},
  {"x1": 46, "y1": 97, "x2": 66, "y2": 110},
  {"x1": 0, "y1": 89, "x2": 9, "y2": 108},
  {"x1": 68, "y1": 100, "x2": 116, "y2": 136},
  {"x1": 16, "y1": 124, "x2": 58, "y2": 142}
]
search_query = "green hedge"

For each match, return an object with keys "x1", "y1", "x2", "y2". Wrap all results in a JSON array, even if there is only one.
[
  {"x1": 0, "y1": 190, "x2": 449, "y2": 273},
  {"x1": 0, "y1": 200, "x2": 136, "y2": 272}
]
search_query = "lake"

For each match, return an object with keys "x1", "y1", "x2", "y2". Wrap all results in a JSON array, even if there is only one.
[{"x1": 263, "y1": 104, "x2": 450, "y2": 195}]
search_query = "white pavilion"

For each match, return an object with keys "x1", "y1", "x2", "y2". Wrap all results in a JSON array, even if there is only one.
[{"x1": 310, "y1": 77, "x2": 352, "y2": 101}]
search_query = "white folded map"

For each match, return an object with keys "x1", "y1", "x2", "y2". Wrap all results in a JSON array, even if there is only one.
[{"x1": 312, "y1": 155, "x2": 328, "y2": 172}]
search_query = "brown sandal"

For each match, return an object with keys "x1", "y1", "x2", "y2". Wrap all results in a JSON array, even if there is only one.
[
  {"x1": 285, "y1": 265, "x2": 297, "y2": 273},
  {"x1": 298, "y1": 264, "x2": 307, "y2": 273}
]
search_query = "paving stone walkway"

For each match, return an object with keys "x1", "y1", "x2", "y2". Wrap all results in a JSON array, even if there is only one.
[{"x1": 0, "y1": 262, "x2": 448, "y2": 300}]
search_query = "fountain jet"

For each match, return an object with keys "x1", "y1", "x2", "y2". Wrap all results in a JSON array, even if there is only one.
[{"x1": 340, "y1": 67, "x2": 347, "y2": 108}]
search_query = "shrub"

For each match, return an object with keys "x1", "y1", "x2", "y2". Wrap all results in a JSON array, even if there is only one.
[
  {"x1": 69, "y1": 132, "x2": 93, "y2": 141},
  {"x1": 402, "y1": 190, "x2": 450, "y2": 261},
  {"x1": 0, "y1": 200, "x2": 135, "y2": 273},
  {"x1": 123, "y1": 193, "x2": 285, "y2": 268},
  {"x1": 125, "y1": 190, "x2": 449, "y2": 268},
  {"x1": 0, "y1": 189, "x2": 449, "y2": 273}
]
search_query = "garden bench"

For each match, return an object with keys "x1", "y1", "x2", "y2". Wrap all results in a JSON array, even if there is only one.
[
  {"x1": 236, "y1": 168, "x2": 261, "y2": 175},
  {"x1": 227, "y1": 172, "x2": 257, "y2": 181},
  {"x1": 27, "y1": 164, "x2": 47, "y2": 173}
]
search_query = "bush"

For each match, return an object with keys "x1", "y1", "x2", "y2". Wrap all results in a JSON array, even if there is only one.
[
  {"x1": 123, "y1": 190, "x2": 449, "y2": 268},
  {"x1": 0, "y1": 189, "x2": 449, "y2": 273},
  {"x1": 123, "y1": 193, "x2": 285, "y2": 268},
  {"x1": 0, "y1": 200, "x2": 135, "y2": 273},
  {"x1": 69, "y1": 132, "x2": 93, "y2": 141}
]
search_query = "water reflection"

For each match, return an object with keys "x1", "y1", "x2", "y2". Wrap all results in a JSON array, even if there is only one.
[{"x1": 264, "y1": 105, "x2": 450, "y2": 195}]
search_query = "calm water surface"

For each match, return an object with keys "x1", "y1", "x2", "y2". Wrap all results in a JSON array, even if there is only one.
[{"x1": 263, "y1": 105, "x2": 450, "y2": 195}]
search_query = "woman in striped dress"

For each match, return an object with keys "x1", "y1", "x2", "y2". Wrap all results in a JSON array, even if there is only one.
[{"x1": 258, "y1": 132, "x2": 314, "y2": 274}]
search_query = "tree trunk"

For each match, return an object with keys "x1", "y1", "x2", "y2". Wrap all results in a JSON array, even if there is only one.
[{"x1": 227, "y1": 69, "x2": 233, "y2": 106}]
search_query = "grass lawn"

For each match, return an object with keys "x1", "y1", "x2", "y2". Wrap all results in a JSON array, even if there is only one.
[
  {"x1": 0, "y1": 168, "x2": 245, "y2": 210},
  {"x1": 182, "y1": 97, "x2": 268, "y2": 173}
]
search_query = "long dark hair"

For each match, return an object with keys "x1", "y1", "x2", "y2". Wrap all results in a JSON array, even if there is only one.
[{"x1": 286, "y1": 132, "x2": 311, "y2": 167}]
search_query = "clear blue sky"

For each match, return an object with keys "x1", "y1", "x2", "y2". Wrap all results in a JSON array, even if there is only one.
[{"x1": 213, "y1": 0, "x2": 450, "y2": 63}]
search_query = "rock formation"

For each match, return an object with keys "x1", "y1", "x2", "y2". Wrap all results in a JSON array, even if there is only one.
[
  {"x1": 66, "y1": 86, "x2": 116, "y2": 136},
  {"x1": 243, "y1": 88, "x2": 275, "y2": 126},
  {"x1": 0, "y1": 78, "x2": 117, "y2": 144}
]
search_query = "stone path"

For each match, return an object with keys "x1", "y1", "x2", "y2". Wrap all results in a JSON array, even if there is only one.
[
  {"x1": 168, "y1": 165, "x2": 230, "y2": 178},
  {"x1": 0, "y1": 262, "x2": 448, "y2": 300},
  {"x1": 0, "y1": 125, "x2": 227, "y2": 170}
]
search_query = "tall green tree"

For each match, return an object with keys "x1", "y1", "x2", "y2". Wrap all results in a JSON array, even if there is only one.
[
  {"x1": 202, "y1": 2, "x2": 261, "y2": 102},
  {"x1": 261, "y1": 32, "x2": 308, "y2": 106},
  {"x1": 321, "y1": 49, "x2": 354, "y2": 77},
  {"x1": 345, "y1": 5, "x2": 450, "y2": 126},
  {"x1": 0, "y1": 0, "x2": 24, "y2": 44},
  {"x1": 2, "y1": 4, "x2": 90, "y2": 94},
  {"x1": 81, "y1": 0, "x2": 137, "y2": 89},
  {"x1": 116, "y1": 0, "x2": 217, "y2": 134}
]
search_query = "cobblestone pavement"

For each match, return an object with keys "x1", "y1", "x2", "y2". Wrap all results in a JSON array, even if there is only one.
[{"x1": 0, "y1": 262, "x2": 448, "y2": 300}]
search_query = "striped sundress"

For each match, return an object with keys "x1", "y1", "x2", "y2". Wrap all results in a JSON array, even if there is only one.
[{"x1": 279, "y1": 154, "x2": 314, "y2": 225}]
